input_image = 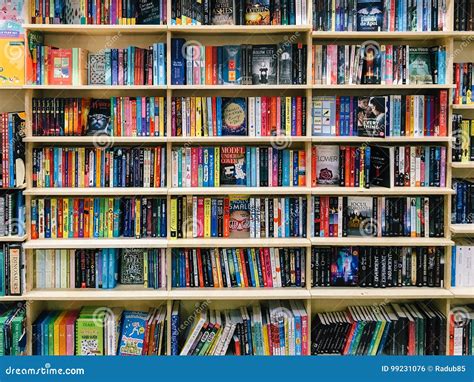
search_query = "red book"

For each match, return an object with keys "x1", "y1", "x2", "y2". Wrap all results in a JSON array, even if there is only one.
[
  {"x1": 264, "y1": 248, "x2": 273, "y2": 287},
  {"x1": 238, "y1": 249, "x2": 249, "y2": 287},
  {"x1": 196, "y1": 249, "x2": 205, "y2": 287},
  {"x1": 185, "y1": 249, "x2": 190, "y2": 287},
  {"x1": 212, "y1": 97, "x2": 217, "y2": 136},
  {"x1": 269, "y1": 97, "x2": 277, "y2": 135},
  {"x1": 191, "y1": 147, "x2": 198, "y2": 187},
  {"x1": 454, "y1": 63, "x2": 460, "y2": 104},
  {"x1": 301, "y1": 310, "x2": 309, "y2": 355},
  {"x1": 223, "y1": 197, "x2": 230, "y2": 237},
  {"x1": 261, "y1": 97, "x2": 268, "y2": 136},
  {"x1": 335, "y1": 96, "x2": 340, "y2": 135},
  {"x1": 47, "y1": 48, "x2": 73, "y2": 86},
  {"x1": 197, "y1": 197, "x2": 204, "y2": 237},
  {"x1": 344, "y1": 146, "x2": 350, "y2": 187},
  {"x1": 259, "y1": 248, "x2": 267, "y2": 287},
  {"x1": 438, "y1": 90, "x2": 448, "y2": 136},
  {"x1": 349, "y1": 147, "x2": 355, "y2": 187},
  {"x1": 404, "y1": 147, "x2": 410, "y2": 186}
]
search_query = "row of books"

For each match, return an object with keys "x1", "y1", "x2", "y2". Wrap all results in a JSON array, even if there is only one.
[
  {"x1": 452, "y1": 179, "x2": 474, "y2": 224},
  {"x1": 311, "y1": 303, "x2": 446, "y2": 355},
  {"x1": 33, "y1": 306, "x2": 167, "y2": 355},
  {"x1": 311, "y1": 93, "x2": 448, "y2": 137},
  {"x1": 31, "y1": 0, "x2": 167, "y2": 24},
  {"x1": 88, "y1": 45, "x2": 166, "y2": 85},
  {"x1": 454, "y1": 0, "x2": 474, "y2": 30},
  {"x1": 0, "y1": 192, "x2": 25, "y2": 237},
  {"x1": 312, "y1": 0, "x2": 447, "y2": 31},
  {"x1": 32, "y1": 147, "x2": 166, "y2": 188},
  {"x1": 171, "y1": 247, "x2": 305, "y2": 288},
  {"x1": 171, "y1": 0, "x2": 308, "y2": 25},
  {"x1": 311, "y1": 246, "x2": 444, "y2": 288},
  {"x1": 171, "y1": 96, "x2": 306, "y2": 137},
  {"x1": 171, "y1": 39, "x2": 307, "y2": 85},
  {"x1": 171, "y1": 146, "x2": 306, "y2": 188},
  {"x1": 311, "y1": 196, "x2": 445, "y2": 238},
  {"x1": 450, "y1": 305, "x2": 474, "y2": 355},
  {"x1": 34, "y1": 248, "x2": 166, "y2": 289},
  {"x1": 0, "y1": 112, "x2": 25, "y2": 188},
  {"x1": 170, "y1": 196, "x2": 307, "y2": 239},
  {"x1": 0, "y1": 305, "x2": 26, "y2": 356},
  {"x1": 453, "y1": 62, "x2": 474, "y2": 104},
  {"x1": 175, "y1": 301, "x2": 309, "y2": 355},
  {"x1": 452, "y1": 115, "x2": 474, "y2": 162},
  {"x1": 311, "y1": 145, "x2": 447, "y2": 188},
  {"x1": 30, "y1": 197, "x2": 167, "y2": 239},
  {"x1": 32, "y1": 97, "x2": 166, "y2": 137},
  {"x1": 0, "y1": 244, "x2": 24, "y2": 296},
  {"x1": 451, "y1": 244, "x2": 474, "y2": 287},
  {"x1": 312, "y1": 44, "x2": 446, "y2": 85}
]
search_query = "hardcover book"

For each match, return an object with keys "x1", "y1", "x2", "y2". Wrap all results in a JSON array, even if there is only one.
[
  {"x1": 120, "y1": 249, "x2": 144, "y2": 285},
  {"x1": 356, "y1": 96, "x2": 386, "y2": 137},
  {"x1": 251, "y1": 45, "x2": 277, "y2": 85},
  {"x1": 137, "y1": 0, "x2": 162, "y2": 24},
  {"x1": 229, "y1": 196, "x2": 250, "y2": 238},
  {"x1": 220, "y1": 146, "x2": 247, "y2": 185},
  {"x1": 87, "y1": 53, "x2": 106, "y2": 85},
  {"x1": 75, "y1": 309, "x2": 105, "y2": 355},
  {"x1": 11, "y1": 112, "x2": 26, "y2": 187},
  {"x1": 222, "y1": 98, "x2": 247, "y2": 136},
  {"x1": 118, "y1": 311, "x2": 149, "y2": 356},
  {"x1": 315, "y1": 145, "x2": 340, "y2": 185},
  {"x1": 48, "y1": 49, "x2": 73, "y2": 86},
  {"x1": 361, "y1": 45, "x2": 381, "y2": 84},
  {"x1": 222, "y1": 45, "x2": 242, "y2": 84},
  {"x1": 245, "y1": 0, "x2": 270, "y2": 25},
  {"x1": 409, "y1": 47, "x2": 433, "y2": 84},
  {"x1": 331, "y1": 247, "x2": 359, "y2": 286},
  {"x1": 64, "y1": 0, "x2": 82, "y2": 24},
  {"x1": 278, "y1": 42, "x2": 293, "y2": 85},
  {"x1": 369, "y1": 146, "x2": 394, "y2": 188},
  {"x1": 356, "y1": 0, "x2": 383, "y2": 31},
  {"x1": 211, "y1": 0, "x2": 236, "y2": 25},
  {"x1": 346, "y1": 196, "x2": 374, "y2": 236},
  {"x1": 86, "y1": 99, "x2": 111, "y2": 135}
]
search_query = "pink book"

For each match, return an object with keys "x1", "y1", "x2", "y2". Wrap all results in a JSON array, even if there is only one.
[
  {"x1": 301, "y1": 311, "x2": 308, "y2": 355},
  {"x1": 264, "y1": 248, "x2": 273, "y2": 287},
  {"x1": 197, "y1": 197, "x2": 204, "y2": 237},
  {"x1": 141, "y1": 97, "x2": 147, "y2": 136},
  {"x1": 385, "y1": 45, "x2": 393, "y2": 85},
  {"x1": 276, "y1": 97, "x2": 281, "y2": 135},
  {"x1": 272, "y1": 148, "x2": 278, "y2": 186},
  {"x1": 261, "y1": 97, "x2": 268, "y2": 136},
  {"x1": 268, "y1": 148, "x2": 273, "y2": 187},
  {"x1": 66, "y1": 311, "x2": 79, "y2": 355},
  {"x1": 191, "y1": 148, "x2": 198, "y2": 187},
  {"x1": 171, "y1": 98, "x2": 176, "y2": 137},
  {"x1": 440, "y1": 147, "x2": 446, "y2": 187},
  {"x1": 118, "y1": 50, "x2": 124, "y2": 85},
  {"x1": 193, "y1": 46, "x2": 201, "y2": 85}
]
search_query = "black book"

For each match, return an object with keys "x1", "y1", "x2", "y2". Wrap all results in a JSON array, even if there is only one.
[
  {"x1": 251, "y1": 45, "x2": 278, "y2": 85},
  {"x1": 370, "y1": 146, "x2": 393, "y2": 188},
  {"x1": 137, "y1": 0, "x2": 161, "y2": 24}
]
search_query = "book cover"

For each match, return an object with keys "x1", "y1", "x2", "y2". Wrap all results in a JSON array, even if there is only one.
[
  {"x1": 0, "y1": 0, "x2": 26, "y2": 34},
  {"x1": 11, "y1": 112, "x2": 25, "y2": 187},
  {"x1": 137, "y1": 0, "x2": 162, "y2": 24},
  {"x1": 356, "y1": 96, "x2": 386, "y2": 137},
  {"x1": 48, "y1": 49, "x2": 73, "y2": 86},
  {"x1": 211, "y1": 0, "x2": 236, "y2": 25},
  {"x1": 315, "y1": 145, "x2": 340, "y2": 185},
  {"x1": 346, "y1": 196, "x2": 374, "y2": 236},
  {"x1": 120, "y1": 249, "x2": 144, "y2": 285},
  {"x1": 409, "y1": 47, "x2": 433, "y2": 84},
  {"x1": 75, "y1": 313, "x2": 104, "y2": 355},
  {"x1": 251, "y1": 45, "x2": 277, "y2": 85},
  {"x1": 245, "y1": 0, "x2": 270, "y2": 25},
  {"x1": 118, "y1": 310, "x2": 149, "y2": 356},
  {"x1": 0, "y1": 38, "x2": 24, "y2": 86},
  {"x1": 331, "y1": 247, "x2": 359, "y2": 286},
  {"x1": 369, "y1": 146, "x2": 394, "y2": 188},
  {"x1": 222, "y1": 45, "x2": 241, "y2": 84},
  {"x1": 362, "y1": 45, "x2": 381, "y2": 84},
  {"x1": 229, "y1": 196, "x2": 250, "y2": 238},
  {"x1": 278, "y1": 42, "x2": 293, "y2": 85},
  {"x1": 64, "y1": 0, "x2": 82, "y2": 24},
  {"x1": 86, "y1": 99, "x2": 111, "y2": 135},
  {"x1": 87, "y1": 53, "x2": 106, "y2": 85},
  {"x1": 222, "y1": 98, "x2": 247, "y2": 136},
  {"x1": 356, "y1": 0, "x2": 383, "y2": 31},
  {"x1": 220, "y1": 146, "x2": 247, "y2": 185}
]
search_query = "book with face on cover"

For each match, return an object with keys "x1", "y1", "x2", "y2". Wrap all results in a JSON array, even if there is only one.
[
  {"x1": 251, "y1": 45, "x2": 277, "y2": 85},
  {"x1": 118, "y1": 310, "x2": 150, "y2": 356},
  {"x1": 229, "y1": 196, "x2": 250, "y2": 238}
]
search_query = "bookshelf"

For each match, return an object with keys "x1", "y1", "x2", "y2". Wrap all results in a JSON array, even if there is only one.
[{"x1": 0, "y1": 0, "x2": 468, "y2": 356}]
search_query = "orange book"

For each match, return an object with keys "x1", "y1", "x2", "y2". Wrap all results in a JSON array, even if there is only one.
[
  {"x1": 84, "y1": 198, "x2": 91, "y2": 238},
  {"x1": 205, "y1": 46, "x2": 213, "y2": 85},
  {"x1": 296, "y1": 96, "x2": 302, "y2": 136},
  {"x1": 311, "y1": 146, "x2": 317, "y2": 187},
  {"x1": 48, "y1": 48, "x2": 73, "y2": 85},
  {"x1": 448, "y1": 313, "x2": 455, "y2": 355},
  {"x1": 238, "y1": 249, "x2": 249, "y2": 287},
  {"x1": 73, "y1": 199, "x2": 79, "y2": 237},
  {"x1": 270, "y1": 97, "x2": 277, "y2": 135},
  {"x1": 58, "y1": 311, "x2": 71, "y2": 355},
  {"x1": 298, "y1": 151, "x2": 306, "y2": 186},
  {"x1": 197, "y1": 249, "x2": 205, "y2": 287},
  {"x1": 223, "y1": 197, "x2": 230, "y2": 237},
  {"x1": 155, "y1": 147, "x2": 161, "y2": 187},
  {"x1": 438, "y1": 90, "x2": 448, "y2": 136}
]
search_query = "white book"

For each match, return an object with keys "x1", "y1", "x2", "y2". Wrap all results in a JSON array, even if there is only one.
[
  {"x1": 295, "y1": 0, "x2": 302, "y2": 25},
  {"x1": 185, "y1": 147, "x2": 192, "y2": 187},
  {"x1": 269, "y1": 248, "x2": 277, "y2": 286},
  {"x1": 255, "y1": 97, "x2": 262, "y2": 136},
  {"x1": 180, "y1": 310, "x2": 208, "y2": 355},
  {"x1": 192, "y1": 196, "x2": 198, "y2": 237},
  {"x1": 248, "y1": 97, "x2": 255, "y2": 136},
  {"x1": 274, "y1": 248, "x2": 282, "y2": 287},
  {"x1": 268, "y1": 148, "x2": 273, "y2": 187},
  {"x1": 273, "y1": 197, "x2": 279, "y2": 238},
  {"x1": 264, "y1": 198, "x2": 269, "y2": 238},
  {"x1": 249, "y1": 198, "x2": 255, "y2": 238},
  {"x1": 301, "y1": 0, "x2": 307, "y2": 24},
  {"x1": 60, "y1": 249, "x2": 68, "y2": 288},
  {"x1": 171, "y1": 150, "x2": 179, "y2": 187}
]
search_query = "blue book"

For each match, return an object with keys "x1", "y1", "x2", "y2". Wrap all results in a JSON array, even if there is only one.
[
  {"x1": 217, "y1": 47, "x2": 223, "y2": 85},
  {"x1": 208, "y1": 148, "x2": 215, "y2": 186},
  {"x1": 251, "y1": 147, "x2": 256, "y2": 187},
  {"x1": 376, "y1": 322, "x2": 392, "y2": 354},
  {"x1": 245, "y1": 147, "x2": 251, "y2": 187},
  {"x1": 451, "y1": 246, "x2": 456, "y2": 287},
  {"x1": 105, "y1": 49, "x2": 112, "y2": 85},
  {"x1": 282, "y1": 150, "x2": 290, "y2": 186},
  {"x1": 211, "y1": 199, "x2": 218, "y2": 237},
  {"x1": 93, "y1": 198, "x2": 100, "y2": 238},
  {"x1": 160, "y1": 200, "x2": 167, "y2": 237},
  {"x1": 203, "y1": 148, "x2": 209, "y2": 187},
  {"x1": 216, "y1": 97, "x2": 223, "y2": 135},
  {"x1": 425, "y1": 146, "x2": 430, "y2": 186},
  {"x1": 112, "y1": 49, "x2": 119, "y2": 85},
  {"x1": 292, "y1": 151, "x2": 298, "y2": 186},
  {"x1": 285, "y1": 198, "x2": 290, "y2": 237},
  {"x1": 222, "y1": 46, "x2": 241, "y2": 84},
  {"x1": 232, "y1": 249, "x2": 241, "y2": 286},
  {"x1": 222, "y1": 98, "x2": 247, "y2": 136},
  {"x1": 438, "y1": 48, "x2": 446, "y2": 84},
  {"x1": 153, "y1": 44, "x2": 158, "y2": 85},
  {"x1": 171, "y1": 304, "x2": 180, "y2": 355},
  {"x1": 207, "y1": 97, "x2": 213, "y2": 135},
  {"x1": 110, "y1": 249, "x2": 118, "y2": 288},
  {"x1": 0, "y1": 249, "x2": 4, "y2": 296},
  {"x1": 246, "y1": 249, "x2": 256, "y2": 287},
  {"x1": 118, "y1": 311, "x2": 149, "y2": 355},
  {"x1": 102, "y1": 249, "x2": 109, "y2": 289}
]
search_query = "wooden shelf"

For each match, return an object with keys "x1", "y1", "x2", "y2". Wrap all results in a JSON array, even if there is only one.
[
  {"x1": 0, "y1": 235, "x2": 27, "y2": 242},
  {"x1": 169, "y1": 136, "x2": 310, "y2": 143},
  {"x1": 0, "y1": 184, "x2": 26, "y2": 190},
  {"x1": 22, "y1": 24, "x2": 168, "y2": 34},
  {"x1": 24, "y1": 187, "x2": 167, "y2": 196},
  {"x1": 169, "y1": 187, "x2": 310, "y2": 195},
  {"x1": 25, "y1": 287, "x2": 168, "y2": 301},
  {"x1": 169, "y1": 25, "x2": 312, "y2": 34},
  {"x1": 449, "y1": 287, "x2": 474, "y2": 298},
  {"x1": 168, "y1": 238, "x2": 311, "y2": 248},
  {"x1": 451, "y1": 31, "x2": 474, "y2": 40},
  {"x1": 23, "y1": 238, "x2": 167, "y2": 249},
  {"x1": 0, "y1": 295, "x2": 27, "y2": 301},
  {"x1": 451, "y1": 224, "x2": 474, "y2": 235},
  {"x1": 451, "y1": 162, "x2": 474, "y2": 169},
  {"x1": 311, "y1": 84, "x2": 455, "y2": 90},
  {"x1": 311, "y1": 187, "x2": 454, "y2": 195},
  {"x1": 169, "y1": 288, "x2": 310, "y2": 300},
  {"x1": 23, "y1": 85, "x2": 167, "y2": 90},
  {"x1": 23, "y1": 136, "x2": 167, "y2": 144},
  {"x1": 311, "y1": 136, "x2": 451, "y2": 143},
  {"x1": 311, "y1": 31, "x2": 455, "y2": 39},
  {"x1": 451, "y1": 104, "x2": 474, "y2": 110},
  {"x1": 310, "y1": 237, "x2": 453, "y2": 246},
  {"x1": 169, "y1": 84, "x2": 310, "y2": 90},
  {"x1": 310, "y1": 287, "x2": 453, "y2": 299}
]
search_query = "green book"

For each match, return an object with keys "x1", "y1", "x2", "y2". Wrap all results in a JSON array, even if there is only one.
[{"x1": 75, "y1": 307, "x2": 105, "y2": 355}]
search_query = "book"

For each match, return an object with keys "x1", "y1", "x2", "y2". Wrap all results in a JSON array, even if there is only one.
[
  {"x1": 347, "y1": 196, "x2": 374, "y2": 236},
  {"x1": 211, "y1": 0, "x2": 236, "y2": 25},
  {"x1": 220, "y1": 146, "x2": 247, "y2": 186},
  {"x1": 86, "y1": 99, "x2": 112, "y2": 135},
  {"x1": 409, "y1": 47, "x2": 433, "y2": 84},
  {"x1": 251, "y1": 45, "x2": 278, "y2": 85},
  {"x1": 0, "y1": 38, "x2": 25, "y2": 86},
  {"x1": 245, "y1": 0, "x2": 271, "y2": 25},
  {"x1": 356, "y1": 0, "x2": 383, "y2": 31},
  {"x1": 314, "y1": 145, "x2": 340, "y2": 185},
  {"x1": 222, "y1": 98, "x2": 247, "y2": 135},
  {"x1": 118, "y1": 311, "x2": 149, "y2": 355},
  {"x1": 75, "y1": 307, "x2": 105, "y2": 355},
  {"x1": 369, "y1": 146, "x2": 394, "y2": 188},
  {"x1": 229, "y1": 196, "x2": 250, "y2": 238},
  {"x1": 330, "y1": 247, "x2": 359, "y2": 286},
  {"x1": 357, "y1": 96, "x2": 386, "y2": 137}
]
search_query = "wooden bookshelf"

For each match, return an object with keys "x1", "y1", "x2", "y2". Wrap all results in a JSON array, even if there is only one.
[{"x1": 5, "y1": 0, "x2": 468, "y2": 356}]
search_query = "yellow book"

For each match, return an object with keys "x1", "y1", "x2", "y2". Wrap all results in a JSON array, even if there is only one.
[
  {"x1": 262, "y1": 325, "x2": 270, "y2": 355},
  {"x1": 170, "y1": 198, "x2": 177, "y2": 239},
  {"x1": 359, "y1": 148, "x2": 365, "y2": 187},
  {"x1": 207, "y1": 326, "x2": 222, "y2": 355},
  {"x1": 204, "y1": 197, "x2": 211, "y2": 238},
  {"x1": 79, "y1": 147, "x2": 85, "y2": 188},
  {"x1": 96, "y1": 149, "x2": 102, "y2": 187},
  {"x1": 235, "y1": 249, "x2": 244, "y2": 287},
  {"x1": 190, "y1": 97, "x2": 196, "y2": 136},
  {"x1": 214, "y1": 147, "x2": 220, "y2": 187},
  {"x1": 159, "y1": 97, "x2": 165, "y2": 136},
  {"x1": 331, "y1": 0, "x2": 336, "y2": 31},
  {"x1": 89, "y1": 198, "x2": 94, "y2": 237},
  {"x1": 134, "y1": 198, "x2": 141, "y2": 238},
  {"x1": 202, "y1": 97, "x2": 208, "y2": 136},
  {"x1": 53, "y1": 311, "x2": 68, "y2": 355},
  {"x1": 63, "y1": 198, "x2": 69, "y2": 238},
  {"x1": 0, "y1": 38, "x2": 25, "y2": 86},
  {"x1": 214, "y1": 248, "x2": 223, "y2": 287},
  {"x1": 370, "y1": 321, "x2": 386, "y2": 355},
  {"x1": 143, "y1": 251, "x2": 148, "y2": 288},
  {"x1": 250, "y1": 248, "x2": 260, "y2": 287},
  {"x1": 196, "y1": 97, "x2": 202, "y2": 136},
  {"x1": 462, "y1": 120, "x2": 470, "y2": 162},
  {"x1": 108, "y1": 198, "x2": 114, "y2": 238},
  {"x1": 285, "y1": 97, "x2": 291, "y2": 135}
]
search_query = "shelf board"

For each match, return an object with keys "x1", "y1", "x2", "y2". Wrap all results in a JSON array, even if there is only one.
[
  {"x1": 22, "y1": 24, "x2": 168, "y2": 34},
  {"x1": 0, "y1": 296, "x2": 27, "y2": 301},
  {"x1": 0, "y1": 235, "x2": 27, "y2": 242},
  {"x1": 169, "y1": 25, "x2": 311, "y2": 34},
  {"x1": 0, "y1": 184, "x2": 26, "y2": 190},
  {"x1": 451, "y1": 104, "x2": 474, "y2": 110},
  {"x1": 449, "y1": 287, "x2": 474, "y2": 298},
  {"x1": 168, "y1": 238, "x2": 311, "y2": 248},
  {"x1": 310, "y1": 237, "x2": 453, "y2": 246},
  {"x1": 451, "y1": 162, "x2": 474, "y2": 169},
  {"x1": 0, "y1": 86, "x2": 24, "y2": 90},
  {"x1": 170, "y1": 288, "x2": 310, "y2": 300},
  {"x1": 451, "y1": 31, "x2": 474, "y2": 40},
  {"x1": 311, "y1": 187, "x2": 453, "y2": 195},
  {"x1": 24, "y1": 187, "x2": 167, "y2": 196},
  {"x1": 23, "y1": 238, "x2": 167, "y2": 249},
  {"x1": 310, "y1": 287, "x2": 453, "y2": 299},
  {"x1": 169, "y1": 136, "x2": 310, "y2": 143},
  {"x1": 169, "y1": 187, "x2": 310, "y2": 195},
  {"x1": 451, "y1": 224, "x2": 474, "y2": 235},
  {"x1": 311, "y1": 31, "x2": 455, "y2": 39},
  {"x1": 25, "y1": 287, "x2": 168, "y2": 301},
  {"x1": 23, "y1": 136, "x2": 167, "y2": 144},
  {"x1": 312, "y1": 84, "x2": 455, "y2": 90},
  {"x1": 311, "y1": 136, "x2": 451, "y2": 143},
  {"x1": 23, "y1": 85, "x2": 167, "y2": 90},
  {"x1": 170, "y1": 84, "x2": 310, "y2": 90}
]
